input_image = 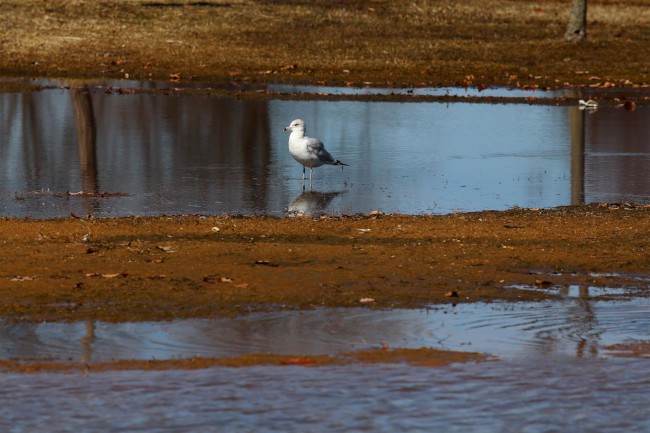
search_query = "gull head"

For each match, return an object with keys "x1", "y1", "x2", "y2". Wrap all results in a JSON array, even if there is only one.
[{"x1": 284, "y1": 119, "x2": 305, "y2": 133}]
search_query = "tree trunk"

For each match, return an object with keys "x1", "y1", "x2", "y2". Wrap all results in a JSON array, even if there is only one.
[{"x1": 565, "y1": 0, "x2": 587, "y2": 43}]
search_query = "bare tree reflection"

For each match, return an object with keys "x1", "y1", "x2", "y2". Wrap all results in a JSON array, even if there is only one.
[
  {"x1": 70, "y1": 85, "x2": 99, "y2": 213},
  {"x1": 583, "y1": 102, "x2": 650, "y2": 203},
  {"x1": 532, "y1": 285, "x2": 602, "y2": 358},
  {"x1": 559, "y1": 286, "x2": 601, "y2": 358},
  {"x1": 574, "y1": 293, "x2": 600, "y2": 359},
  {"x1": 568, "y1": 105, "x2": 585, "y2": 205},
  {"x1": 239, "y1": 101, "x2": 272, "y2": 210},
  {"x1": 80, "y1": 319, "x2": 96, "y2": 366},
  {"x1": 88, "y1": 93, "x2": 275, "y2": 213}
]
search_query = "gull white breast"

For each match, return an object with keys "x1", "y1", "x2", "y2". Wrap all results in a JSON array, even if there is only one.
[{"x1": 284, "y1": 119, "x2": 348, "y2": 187}]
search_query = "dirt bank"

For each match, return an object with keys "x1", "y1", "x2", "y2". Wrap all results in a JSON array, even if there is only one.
[
  {"x1": 1, "y1": 0, "x2": 649, "y2": 90},
  {"x1": 1, "y1": 204, "x2": 648, "y2": 322},
  {"x1": 0, "y1": 348, "x2": 489, "y2": 372}
]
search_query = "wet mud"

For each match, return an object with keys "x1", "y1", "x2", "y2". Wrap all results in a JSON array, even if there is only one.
[
  {"x1": 1, "y1": 204, "x2": 649, "y2": 323},
  {"x1": 0, "y1": 347, "x2": 488, "y2": 372},
  {"x1": 604, "y1": 341, "x2": 650, "y2": 358}
]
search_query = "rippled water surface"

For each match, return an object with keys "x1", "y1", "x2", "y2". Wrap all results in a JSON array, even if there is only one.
[
  {"x1": 2, "y1": 359, "x2": 649, "y2": 433},
  {"x1": 1, "y1": 81, "x2": 649, "y2": 217},
  {"x1": 2, "y1": 298, "x2": 648, "y2": 362},
  {"x1": 1, "y1": 297, "x2": 649, "y2": 433},
  {"x1": 2, "y1": 81, "x2": 649, "y2": 432}
]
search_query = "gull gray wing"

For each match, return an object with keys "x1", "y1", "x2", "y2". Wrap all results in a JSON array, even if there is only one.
[
  {"x1": 305, "y1": 137, "x2": 325, "y2": 153},
  {"x1": 306, "y1": 137, "x2": 336, "y2": 163}
]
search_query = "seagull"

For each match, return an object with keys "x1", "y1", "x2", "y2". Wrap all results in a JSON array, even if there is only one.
[
  {"x1": 284, "y1": 119, "x2": 348, "y2": 187},
  {"x1": 579, "y1": 99, "x2": 599, "y2": 109}
]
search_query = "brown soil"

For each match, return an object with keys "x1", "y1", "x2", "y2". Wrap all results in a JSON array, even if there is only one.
[
  {"x1": 1, "y1": 204, "x2": 649, "y2": 323},
  {"x1": 0, "y1": 347, "x2": 489, "y2": 372},
  {"x1": 1, "y1": 0, "x2": 649, "y2": 90},
  {"x1": 604, "y1": 341, "x2": 650, "y2": 358}
]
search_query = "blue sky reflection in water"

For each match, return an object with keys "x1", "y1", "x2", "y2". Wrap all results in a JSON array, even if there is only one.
[
  {"x1": 0, "y1": 87, "x2": 649, "y2": 217},
  {"x1": 0, "y1": 298, "x2": 649, "y2": 433}
]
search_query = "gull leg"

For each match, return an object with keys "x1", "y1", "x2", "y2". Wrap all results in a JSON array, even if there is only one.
[{"x1": 310, "y1": 167, "x2": 314, "y2": 191}]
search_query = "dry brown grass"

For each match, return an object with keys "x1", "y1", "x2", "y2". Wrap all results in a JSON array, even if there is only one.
[{"x1": 0, "y1": 0, "x2": 648, "y2": 87}]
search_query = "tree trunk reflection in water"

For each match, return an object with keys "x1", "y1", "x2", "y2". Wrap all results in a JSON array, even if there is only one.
[
  {"x1": 569, "y1": 106, "x2": 585, "y2": 205},
  {"x1": 240, "y1": 101, "x2": 271, "y2": 210},
  {"x1": 70, "y1": 86, "x2": 99, "y2": 213},
  {"x1": 80, "y1": 320, "x2": 96, "y2": 367}
]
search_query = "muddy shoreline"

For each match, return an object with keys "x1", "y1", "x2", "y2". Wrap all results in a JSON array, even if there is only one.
[
  {"x1": 0, "y1": 348, "x2": 489, "y2": 372},
  {"x1": 1, "y1": 204, "x2": 648, "y2": 323}
]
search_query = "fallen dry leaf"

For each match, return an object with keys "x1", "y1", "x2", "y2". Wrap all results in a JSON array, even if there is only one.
[
  {"x1": 254, "y1": 260, "x2": 279, "y2": 267},
  {"x1": 10, "y1": 276, "x2": 36, "y2": 282},
  {"x1": 85, "y1": 273, "x2": 127, "y2": 279},
  {"x1": 624, "y1": 100, "x2": 636, "y2": 110}
]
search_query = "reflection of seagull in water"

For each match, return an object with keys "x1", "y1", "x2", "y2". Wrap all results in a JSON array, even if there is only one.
[
  {"x1": 287, "y1": 190, "x2": 346, "y2": 216},
  {"x1": 284, "y1": 119, "x2": 348, "y2": 188}
]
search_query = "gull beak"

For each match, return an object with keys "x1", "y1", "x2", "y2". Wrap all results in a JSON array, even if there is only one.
[{"x1": 284, "y1": 125, "x2": 292, "y2": 131}]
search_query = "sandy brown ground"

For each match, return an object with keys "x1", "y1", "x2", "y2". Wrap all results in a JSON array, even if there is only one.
[
  {"x1": 0, "y1": 0, "x2": 649, "y2": 90},
  {"x1": 1, "y1": 205, "x2": 649, "y2": 323}
]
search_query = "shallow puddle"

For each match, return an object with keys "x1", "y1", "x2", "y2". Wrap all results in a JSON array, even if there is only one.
[
  {"x1": 510, "y1": 283, "x2": 649, "y2": 299},
  {"x1": 2, "y1": 80, "x2": 649, "y2": 431},
  {"x1": 1, "y1": 298, "x2": 649, "y2": 433},
  {"x1": 269, "y1": 82, "x2": 567, "y2": 98},
  {"x1": 1, "y1": 80, "x2": 649, "y2": 217},
  {"x1": 2, "y1": 297, "x2": 647, "y2": 363}
]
